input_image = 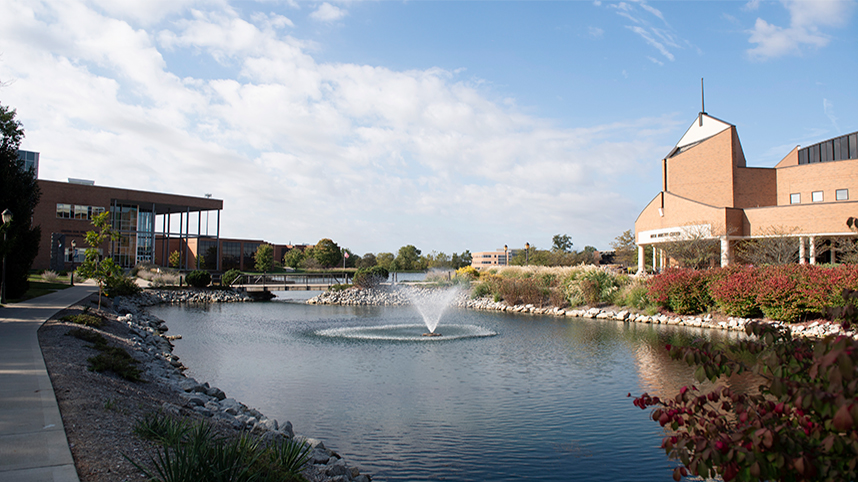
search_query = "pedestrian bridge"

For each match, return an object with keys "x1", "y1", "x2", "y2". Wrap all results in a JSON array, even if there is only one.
[{"x1": 231, "y1": 273, "x2": 351, "y2": 292}]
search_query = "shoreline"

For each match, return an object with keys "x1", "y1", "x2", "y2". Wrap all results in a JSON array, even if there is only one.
[
  {"x1": 308, "y1": 285, "x2": 856, "y2": 339},
  {"x1": 39, "y1": 288, "x2": 371, "y2": 482}
]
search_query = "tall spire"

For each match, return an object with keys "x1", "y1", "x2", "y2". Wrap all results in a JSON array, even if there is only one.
[{"x1": 699, "y1": 78, "x2": 706, "y2": 126}]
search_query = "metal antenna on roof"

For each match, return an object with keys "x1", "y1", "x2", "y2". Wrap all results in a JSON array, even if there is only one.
[{"x1": 699, "y1": 78, "x2": 706, "y2": 126}]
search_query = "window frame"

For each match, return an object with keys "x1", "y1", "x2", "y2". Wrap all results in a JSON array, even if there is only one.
[
  {"x1": 812, "y1": 191, "x2": 824, "y2": 203},
  {"x1": 836, "y1": 189, "x2": 849, "y2": 201},
  {"x1": 790, "y1": 193, "x2": 801, "y2": 205}
]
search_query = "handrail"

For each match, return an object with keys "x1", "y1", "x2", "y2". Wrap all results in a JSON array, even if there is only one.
[{"x1": 236, "y1": 273, "x2": 351, "y2": 286}]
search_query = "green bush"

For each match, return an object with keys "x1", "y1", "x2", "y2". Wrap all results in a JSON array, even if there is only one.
[
  {"x1": 353, "y1": 266, "x2": 389, "y2": 289},
  {"x1": 61, "y1": 313, "x2": 104, "y2": 328},
  {"x1": 104, "y1": 275, "x2": 142, "y2": 297},
  {"x1": 87, "y1": 345, "x2": 142, "y2": 382},
  {"x1": 222, "y1": 269, "x2": 242, "y2": 287},
  {"x1": 129, "y1": 413, "x2": 311, "y2": 482},
  {"x1": 185, "y1": 270, "x2": 212, "y2": 288},
  {"x1": 616, "y1": 280, "x2": 650, "y2": 310}
]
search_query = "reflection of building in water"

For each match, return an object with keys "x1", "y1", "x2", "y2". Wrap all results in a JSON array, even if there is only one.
[{"x1": 630, "y1": 324, "x2": 759, "y2": 399}]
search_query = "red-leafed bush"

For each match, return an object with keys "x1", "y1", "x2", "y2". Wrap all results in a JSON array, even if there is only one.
[
  {"x1": 647, "y1": 268, "x2": 713, "y2": 315},
  {"x1": 709, "y1": 265, "x2": 761, "y2": 317}
]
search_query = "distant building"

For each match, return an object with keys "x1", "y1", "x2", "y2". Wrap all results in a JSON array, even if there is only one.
[
  {"x1": 17, "y1": 150, "x2": 39, "y2": 177},
  {"x1": 635, "y1": 111, "x2": 858, "y2": 272},
  {"x1": 471, "y1": 249, "x2": 517, "y2": 269}
]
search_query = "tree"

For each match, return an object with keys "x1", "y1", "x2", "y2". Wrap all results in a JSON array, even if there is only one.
[
  {"x1": 312, "y1": 238, "x2": 341, "y2": 268},
  {"x1": 282, "y1": 248, "x2": 305, "y2": 269},
  {"x1": 343, "y1": 249, "x2": 358, "y2": 268},
  {"x1": 376, "y1": 252, "x2": 395, "y2": 271},
  {"x1": 735, "y1": 226, "x2": 804, "y2": 265},
  {"x1": 611, "y1": 230, "x2": 637, "y2": 267},
  {"x1": 424, "y1": 251, "x2": 451, "y2": 269},
  {"x1": 357, "y1": 253, "x2": 377, "y2": 268},
  {"x1": 660, "y1": 224, "x2": 720, "y2": 269},
  {"x1": 0, "y1": 103, "x2": 41, "y2": 300},
  {"x1": 395, "y1": 245, "x2": 422, "y2": 270},
  {"x1": 633, "y1": 296, "x2": 858, "y2": 482},
  {"x1": 254, "y1": 244, "x2": 274, "y2": 273},
  {"x1": 168, "y1": 250, "x2": 181, "y2": 268},
  {"x1": 76, "y1": 212, "x2": 121, "y2": 308},
  {"x1": 552, "y1": 234, "x2": 573, "y2": 253}
]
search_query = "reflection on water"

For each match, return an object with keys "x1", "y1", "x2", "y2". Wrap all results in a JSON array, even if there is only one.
[{"x1": 149, "y1": 302, "x2": 753, "y2": 482}]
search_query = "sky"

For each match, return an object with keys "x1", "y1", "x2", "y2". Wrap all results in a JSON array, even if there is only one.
[{"x1": 0, "y1": 0, "x2": 856, "y2": 257}]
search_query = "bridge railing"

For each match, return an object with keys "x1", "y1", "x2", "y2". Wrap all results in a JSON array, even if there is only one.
[{"x1": 236, "y1": 273, "x2": 352, "y2": 287}]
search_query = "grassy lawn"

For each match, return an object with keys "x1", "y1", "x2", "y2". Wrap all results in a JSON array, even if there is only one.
[{"x1": 3, "y1": 274, "x2": 73, "y2": 303}]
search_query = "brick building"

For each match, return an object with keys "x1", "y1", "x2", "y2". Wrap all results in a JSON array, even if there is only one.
[
  {"x1": 34, "y1": 179, "x2": 223, "y2": 271},
  {"x1": 635, "y1": 112, "x2": 858, "y2": 273}
]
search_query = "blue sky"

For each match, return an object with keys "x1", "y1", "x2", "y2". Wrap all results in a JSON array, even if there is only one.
[{"x1": 1, "y1": 0, "x2": 856, "y2": 256}]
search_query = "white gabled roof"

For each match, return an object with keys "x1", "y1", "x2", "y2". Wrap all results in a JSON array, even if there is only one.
[{"x1": 675, "y1": 113, "x2": 732, "y2": 149}]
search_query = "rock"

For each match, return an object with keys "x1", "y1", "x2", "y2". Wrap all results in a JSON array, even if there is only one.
[{"x1": 206, "y1": 386, "x2": 226, "y2": 400}]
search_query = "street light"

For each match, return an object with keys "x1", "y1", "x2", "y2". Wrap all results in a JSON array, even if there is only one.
[
  {"x1": 70, "y1": 239, "x2": 77, "y2": 287},
  {"x1": 1, "y1": 209, "x2": 12, "y2": 304},
  {"x1": 525, "y1": 242, "x2": 530, "y2": 265},
  {"x1": 504, "y1": 244, "x2": 508, "y2": 266}
]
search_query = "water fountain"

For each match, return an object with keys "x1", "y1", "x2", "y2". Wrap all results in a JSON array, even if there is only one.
[{"x1": 315, "y1": 285, "x2": 495, "y2": 341}]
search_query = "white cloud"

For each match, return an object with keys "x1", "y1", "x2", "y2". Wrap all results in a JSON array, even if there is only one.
[
  {"x1": 588, "y1": 26, "x2": 604, "y2": 38},
  {"x1": 823, "y1": 98, "x2": 840, "y2": 133},
  {"x1": 605, "y1": 0, "x2": 687, "y2": 61},
  {"x1": 310, "y1": 2, "x2": 347, "y2": 23},
  {"x1": 747, "y1": 0, "x2": 855, "y2": 60},
  {"x1": 626, "y1": 26, "x2": 675, "y2": 61},
  {"x1": 646, "y1": 56, "x2": 663, "y2": 66},
  {"x1": 0, "y1": 0, "x2": 679, "y2": 253}
]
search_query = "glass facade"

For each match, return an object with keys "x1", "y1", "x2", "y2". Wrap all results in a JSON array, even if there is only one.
[
  {"x1": 110, "y1": 204, "x2": 155, "y2": 267},
  {"x1": 243, "y1": 242, "x2": 261, "y2": 270},
  {"x1": 16, "y1": 150, "x2": 39, "y2": 177},
  {"x1": 222, "y1": 242, "x2": 241, "y2": 271},
  {"x1": 198, "y1": 239, "x2": 219, "y2": 269}
]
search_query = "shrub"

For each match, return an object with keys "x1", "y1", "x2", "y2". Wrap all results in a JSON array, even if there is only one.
[
  {"x1": 616, "y1": 278, "x2": 650, "y2": 310},
  {"x1": 222, "y1": 269, "x2": 242, "y2": 287},
  {"x1": 647, "y1": 268, "x2": 713, "y2": 315},
  {"x1": 455, "y1": 266, "x2": 479, "y2": 280},
  {"x1": 129, "y1": 414, "x2": 310, "y2": 482},
  {"x1": 61, "y1": 313, "x2": 104, "y2": 328},
  {"x1": 104, "y1": 275, "x2": 142, "y2": 297},
  {"x1": 580, "y1": 279, "x2": 600, "y2": 306},
  {"x1": 88, "y1": 346, "x2": 142, "y2": 382},
  {"x1": 709, "y1": 265, "x2": 762, "y2": 317},
  {"x1": 41, "y1": 270, "x2": 59, "y2": 282},
  {"x1": 497, "y1": 277, "x2": 547, "y2": 306},
  {"x1": 353, "y1": 266, "x2": 388, "y2": 289},
  {"x1": 185, "y1": 270, "x2": 212, "y2": 288}
]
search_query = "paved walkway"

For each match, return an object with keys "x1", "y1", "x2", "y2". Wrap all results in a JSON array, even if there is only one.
[{"x1": 0, "y1": 283, "x2": 97, "y2": 482}]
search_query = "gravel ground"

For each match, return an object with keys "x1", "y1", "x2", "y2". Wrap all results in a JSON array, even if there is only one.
[{"x1": 37, "y1": 294, "x2": 342, "y2": 482}]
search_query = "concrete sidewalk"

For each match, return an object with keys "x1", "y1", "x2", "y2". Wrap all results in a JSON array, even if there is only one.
[{"x1": 0, "y1": 283, "x2": 98, "y2": 482}]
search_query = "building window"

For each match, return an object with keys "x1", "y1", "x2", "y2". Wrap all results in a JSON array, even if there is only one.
[
  {"x1": 812, "y1": 191, "x2": 824, "y2": 202},
  {"x1": 790, "y1": 193, "x2": 801, "y2": 204},
  {"x1": 56, "y1": 203, "x2": 72, "y2": 218},
  {"x1": 74, "y1": 205, "x2": 88, "y2": 219},
  {"x1": 837, "y1": 189, "x2": 849, "y2": 201}
]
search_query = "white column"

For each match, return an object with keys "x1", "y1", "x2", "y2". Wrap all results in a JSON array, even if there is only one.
[
  {"x1": 653, "y1": 247, "x2": 657, "y2": 273},
  {"x1": 799, "y1": 236, "x2": 806, "y2": 265},
  {"x1": 809, "y1": 237, "x2": 816, "y2": 265},
  {"x1": 720, "y1": 238, "x2": 731, "y2": 267},
  {"x1": 637, "y1": 245, "x2": 645, "y2": 275}
]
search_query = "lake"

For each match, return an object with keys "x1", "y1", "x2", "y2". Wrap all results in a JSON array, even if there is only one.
[{"x1": 149, "y1": 296, "x2": 746, "y2": 482}]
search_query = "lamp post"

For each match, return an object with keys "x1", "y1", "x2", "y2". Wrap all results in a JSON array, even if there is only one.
[
  {"x1": 1, "y1": 209, "x2": 12, "y2": 304},
  {"x1": 504, "y1": 244, "x2": 508, "y2": 266},
  {"x1": 525, "y1": 242, "x2": 530, "y2": 265},
  {"x1": 70, "y1": 239, "x2": 76, "y2": 287}
]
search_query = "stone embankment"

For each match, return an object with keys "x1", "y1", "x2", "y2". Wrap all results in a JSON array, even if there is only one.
[
  {"x1": 308, "y1": 287, "x2": 856, "y2": 339},
  {"x1": 115, "y1": 293, "x2": 371, "y2": 482},
  {"x1": 134, "y1": 288, "x2": 251, "y2": 305}
]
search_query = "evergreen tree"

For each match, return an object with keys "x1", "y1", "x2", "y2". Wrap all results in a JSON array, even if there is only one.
[{"x1": 0, "y1": 104, "x2": 41, "y2": 300}]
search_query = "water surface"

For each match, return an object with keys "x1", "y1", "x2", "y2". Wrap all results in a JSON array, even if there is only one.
[{"x1": 150, "y1": 300, "x2": 745, "y2": 482}]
